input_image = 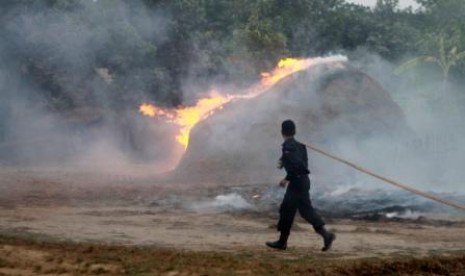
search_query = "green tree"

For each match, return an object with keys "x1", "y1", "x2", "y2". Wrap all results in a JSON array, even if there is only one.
[
  {"x1": 361, "y1": 0, "x2": 419, "y2": 60},
  {"x1": 395, "y1": 33, "x2": 465, "y2": 95}
]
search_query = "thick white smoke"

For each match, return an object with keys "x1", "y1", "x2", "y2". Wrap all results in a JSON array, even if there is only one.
[
  {"x1": 1, "y1": 1, "x2": 464, "y2": 218},
  {"x1": 0, "y1": 0, "x2": 175, "y2": 169},
  {"x1": 349, "y1": 53, "x2": 465, "y2": 194}
]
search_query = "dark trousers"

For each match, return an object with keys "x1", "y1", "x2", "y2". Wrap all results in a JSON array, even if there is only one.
[{"x1": 277, "y1": 176, "x2": 325, "y2": 236}]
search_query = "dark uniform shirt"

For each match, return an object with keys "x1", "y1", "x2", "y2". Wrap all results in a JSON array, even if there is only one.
[
  {"x1": 276, "y1": 137, "x2": 325, "y2": 235},
  {"x1": 280, "y1": 137, "x2": 310, "y2": 181}
]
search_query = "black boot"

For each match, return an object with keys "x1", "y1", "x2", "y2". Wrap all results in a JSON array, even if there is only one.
[
  {"x1": 316, "y1": 227, "x2": 336, "y2": 252},
  {"x1": 266, "y1": 232, "x2": 288, "y2": 250}
]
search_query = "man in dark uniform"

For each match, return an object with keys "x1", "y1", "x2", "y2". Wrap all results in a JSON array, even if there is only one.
[{"x1": 266, "y1": 120, "x2": 335, "y2": 251}]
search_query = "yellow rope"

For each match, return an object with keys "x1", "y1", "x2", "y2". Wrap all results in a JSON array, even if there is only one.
[{"x1": 304, "y1": 143, "x2": 465, "y2": 211}]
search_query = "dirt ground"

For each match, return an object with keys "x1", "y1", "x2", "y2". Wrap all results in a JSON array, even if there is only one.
[{"x1": 1, "y1": 167, "x2": 465, "y2": 275}]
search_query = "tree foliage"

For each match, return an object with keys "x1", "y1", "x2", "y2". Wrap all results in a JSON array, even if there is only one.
[
  {"x1": 0, "y1": 0, "x2": 464, "y2": 111},
  {"x1": 396, "y1": 33, "x2": 465, "y2": 95}
]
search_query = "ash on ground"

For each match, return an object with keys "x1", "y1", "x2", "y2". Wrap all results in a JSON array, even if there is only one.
[{"x1": 167, "y1": 183, "x2": 465, "y2": 224}]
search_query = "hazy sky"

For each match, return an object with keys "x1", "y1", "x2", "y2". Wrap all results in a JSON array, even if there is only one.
[{"x1": 346, "y1": 0, "x2": 420, "y2": 9}]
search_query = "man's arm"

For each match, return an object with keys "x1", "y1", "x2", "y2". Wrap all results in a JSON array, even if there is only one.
[
  {"x1": 278, "y1": 159, "x2": 291, "y2": 181},
  {"x1": 281, "y1": 144, "x2": 291, "y2": 181},
  {"x1": 303, "y1": 144, "x2": 309, "y2": 171},
  {"x1": 279, "y1": 144, "x2": 290, "y2": 187}
]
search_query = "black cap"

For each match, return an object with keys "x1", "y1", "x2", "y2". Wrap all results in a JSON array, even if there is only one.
[{"x1": 281, "y1": 120, "x2": 296, "y2": 136}]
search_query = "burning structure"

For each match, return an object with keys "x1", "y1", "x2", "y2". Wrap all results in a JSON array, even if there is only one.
[{"x1": 140, "y1": 57, "x2": 409, "y2": 186}]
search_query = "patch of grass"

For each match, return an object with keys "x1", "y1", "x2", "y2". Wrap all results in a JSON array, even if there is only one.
[
  {"x1": 0, "y1": 257, "x2": 10, "y2": 268},
  {"x1": 33, "y1": 264, "x2": 42, "y2": 272}
]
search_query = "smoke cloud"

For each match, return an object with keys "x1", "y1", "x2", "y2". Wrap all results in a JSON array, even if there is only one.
[
  {"x1": 169, "y1": 51, "x2": 465, "y2": 216},
  {"x1": 0, "y1": 1, "x2": 464, "y2": 219},
  {"x1": 349, "y1": 52, "x2": 465, "y2": 194},
  {"x1": 0, "y1": 0, "x2": 177, "y2": 169}
]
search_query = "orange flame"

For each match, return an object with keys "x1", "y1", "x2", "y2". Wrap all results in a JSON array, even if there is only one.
[
  {"x1": 140, "y1": 93, "x2": 231, "y2": 148},
  {"x1": 260, "y1": 58, "x2": 310, "y2": 86},
  {"x1": 139, "y1": 56, "x2": 346, "y2": 149},
  {"x1": 172, "y1": 94, "x2": 231, "y2": 147}
]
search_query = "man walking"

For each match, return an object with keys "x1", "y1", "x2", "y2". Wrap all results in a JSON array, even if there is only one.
[{"x1": 266, "y1": 120, "x2": 335, "y2": 251}]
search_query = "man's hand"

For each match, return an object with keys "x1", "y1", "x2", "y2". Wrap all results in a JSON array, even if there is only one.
[{"x1": 279, "y1": 178, "x2": 289, "y2": 188}]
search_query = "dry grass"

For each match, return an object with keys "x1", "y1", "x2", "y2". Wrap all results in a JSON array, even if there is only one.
[{"x1": 1, "y1": 235, "x2": 464, "y2": 276}]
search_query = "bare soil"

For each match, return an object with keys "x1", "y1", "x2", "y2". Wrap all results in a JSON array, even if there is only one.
[{"x1": 1, "y1": 167, "x2": 465, "y2": 275}]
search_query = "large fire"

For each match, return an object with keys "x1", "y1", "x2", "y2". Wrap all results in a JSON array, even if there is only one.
[
  {"x1": 260, "y1": 58, "x2": 312, "y2": 86},
  {"x1": 139, "y1": 93, "x2": 231, "y2": 147},
  {"x1": 139, "y1": 56, "x2": 347, "y2": 149}
]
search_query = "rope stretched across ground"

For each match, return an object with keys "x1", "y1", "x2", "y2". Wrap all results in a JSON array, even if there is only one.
[{"x1": 304, "y1": 143, "x2": 465, "y2": 211}]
